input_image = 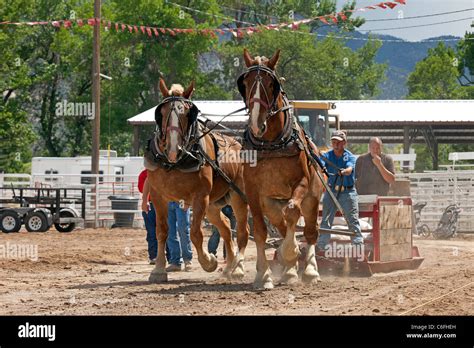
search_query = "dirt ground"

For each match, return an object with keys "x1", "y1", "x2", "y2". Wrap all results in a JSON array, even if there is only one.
[{"x1": 0, "y1": 226, "x2": 472, "y2": 316}]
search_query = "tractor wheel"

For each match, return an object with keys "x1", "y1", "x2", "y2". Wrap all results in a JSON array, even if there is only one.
[
  {"x1": 1, "y1": 210, "x2": 22, "y2": 233},
  {"x1": 25, "y1": 211, "x2": 49, "y2": 232}
]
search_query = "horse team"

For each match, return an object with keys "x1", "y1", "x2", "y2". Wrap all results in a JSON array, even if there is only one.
[{"x1": 145, "y1": 49, "x2": 324, "y2": 289}]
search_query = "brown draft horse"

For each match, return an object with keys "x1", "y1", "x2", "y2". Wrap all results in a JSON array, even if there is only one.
[
  {"x1": 239, "y1": 49, "x2": 324, "y2": 289},
  {"x1": 145, "y1": 78, "x2": 249, "y2": 283}
]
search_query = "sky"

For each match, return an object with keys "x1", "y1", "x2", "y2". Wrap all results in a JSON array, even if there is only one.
[{"x1": 336, "y1": 0, "x2": 474, "y2": 41}]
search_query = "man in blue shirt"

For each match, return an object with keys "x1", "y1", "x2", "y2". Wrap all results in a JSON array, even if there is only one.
[{"x1": 317, "y1": 130, "x2": 364, "y2": 249}]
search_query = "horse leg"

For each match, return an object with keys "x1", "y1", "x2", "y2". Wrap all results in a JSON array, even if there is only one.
[
  {"x1": 248, "y1": 193, "x2": 274, "y2": 289},
  {"x1": 149, "y1": 195, "x2": 169, "y2": 283},
  {"x1": 206, "y1": 204, "x2": 236, "y2": 279},
  {"x1": 191, "y1": 194, "x2": 218, "y2": 272},
  {"x1": 301, "y1": 196, "x2": 321, "y2": 285},
  {"x1": 228, "y1": 189, "x2": 249, "y2": 280},
  {"x1": 278, "y1": 178, "x2": 309, "y2": 285}
]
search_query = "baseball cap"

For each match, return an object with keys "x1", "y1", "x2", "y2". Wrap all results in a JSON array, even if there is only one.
[{"x1": 331, "y1": 130, "x2": 347, "y2": 142}]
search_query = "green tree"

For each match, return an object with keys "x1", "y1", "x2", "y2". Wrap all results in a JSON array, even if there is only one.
[{"x1": 407, "y1": 43, "x2": 467, "y2": 99}]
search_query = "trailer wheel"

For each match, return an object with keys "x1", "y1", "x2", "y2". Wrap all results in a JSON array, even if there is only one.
[
  {"x1": 54, "y1": 210, "x2": 76, "y2": 233},
  {"x1": 25, "y1": 211, "x2": 49, "y2": 232},
  {"x1": 1, "y1": 210, "x2": 22, "y2": 233}
]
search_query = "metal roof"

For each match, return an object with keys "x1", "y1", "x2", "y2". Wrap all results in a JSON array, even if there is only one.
[
  {"x1": 127, "y1": 100, "x2": 247, "y2": 125},
  {"x1": 127, "y1": 99, "x2": 474, "y2": 126},
  {"x1": 334, "y1": 100, "x2": 474, "y2": 124}
]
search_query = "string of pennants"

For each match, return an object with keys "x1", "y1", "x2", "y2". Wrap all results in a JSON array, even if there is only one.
[{"x1": 0, "y1": 0, "x2": 406, "y2": 38}]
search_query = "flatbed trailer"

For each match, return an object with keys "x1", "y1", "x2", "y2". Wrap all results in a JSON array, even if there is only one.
[{"x1": 0, "y1": 187, "x2": 86, "y2": 233}]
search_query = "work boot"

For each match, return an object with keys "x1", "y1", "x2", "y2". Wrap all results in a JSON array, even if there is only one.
[
  {"x1": 166, "y1": 263, "x2": 182, "y2": 272},
  {"x1": 184, "y1": 261, "x2": 193, "y2": 272}
]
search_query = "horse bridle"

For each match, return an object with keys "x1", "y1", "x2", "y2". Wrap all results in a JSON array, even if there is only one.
[
  {"x1": 154, "y1": 96, "x2": 199, "y2": 161},
  {"x1": 237, "y1": 65, "x2": 291, "y2": 121}
]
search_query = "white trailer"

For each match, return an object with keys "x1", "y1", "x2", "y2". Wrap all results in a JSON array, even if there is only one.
[{"x1": 31, "y1": 151, "x2": 144, "y2": 186}]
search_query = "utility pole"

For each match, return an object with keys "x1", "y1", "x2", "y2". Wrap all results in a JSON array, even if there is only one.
[
  {"x1": 91, "y1": 0, "x2": 101, "y2": 228},
  {"x1": 91, "y1": 0, "x2": 101, "y2": 178}
]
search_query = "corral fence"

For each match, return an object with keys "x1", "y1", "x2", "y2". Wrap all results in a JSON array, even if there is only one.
[{"x1": 397, "y1": 170, "x2": 474, "y2": 233}]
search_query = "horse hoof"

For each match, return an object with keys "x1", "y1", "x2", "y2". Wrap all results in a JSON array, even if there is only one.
[
  {"x1": 280, "y1": 268, "x2": 299, "y2": 285},
  {"x1": 254, "y1": 279, "x2": 274, "y2": 290},
  {"x1": 201, "y1": 253, "x2": 218, "y2": 272},
  {"x1": 231, "y1": 264, "x2": 245, "y2": 281},
  {"x1": 254, "y1": 272, "x2": 274, "y2": 290},
  {"x1": 149, "y1": 271, "x2": 168, "y2": 283},
  {"x1": 302, "y1": 272, "x2": 321, "y2": 285}
]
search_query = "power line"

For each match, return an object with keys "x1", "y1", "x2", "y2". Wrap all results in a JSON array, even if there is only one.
[
  {"x1": 359, "y1": 17, "x2": 474, "y2": 31},
  {"x1": 364, "y1": 7, "x2": 474, "y2": 21}
]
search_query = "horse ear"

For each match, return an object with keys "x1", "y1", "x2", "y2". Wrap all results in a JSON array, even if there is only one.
[
  {"x1": 183, "y1": 80, "x2": 195, "y2": 99},
  {"x1": 159, "y1": 78, "x2": 170, "y2": 98},
  {"x1": 243, "y1": 48, "x2": 253, "y2": 67},
  {"x1": 267, "y1": 49, "x2": 281, "y2": 70}
]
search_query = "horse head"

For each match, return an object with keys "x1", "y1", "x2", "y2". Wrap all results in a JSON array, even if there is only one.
[
  {"x1": 238, "y1": 48, "x2": 282, "y2": 138},
  {"x1": 155, "y1": 78, "x2": 198, "y2": 163}
]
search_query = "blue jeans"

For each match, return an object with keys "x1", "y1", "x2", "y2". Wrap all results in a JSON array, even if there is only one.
[
  {"x1": 317, "y1": 188, "x2": 364, "y2": 249},
  {"x1": 166, "y1": 202, "x2": 192, "y2": 265},
  {"x1": 142, "y1": 202, "x2": 170, "y2": 261},
  {"x1": 208, "y1": 205, "x2": 236, "y2": 258}
]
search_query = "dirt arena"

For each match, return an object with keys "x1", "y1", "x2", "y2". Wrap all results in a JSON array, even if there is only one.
[{"x1": 0, "y1": 227, "x2": 472, "y2": 316}]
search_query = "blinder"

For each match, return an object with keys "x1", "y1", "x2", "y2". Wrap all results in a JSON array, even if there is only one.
[
  {"x1": 236, "y1": 65, "x2": 281, "y2": 102},
  {"x1": 154, "y1": 96, "x2": 199, "y2": 136}
]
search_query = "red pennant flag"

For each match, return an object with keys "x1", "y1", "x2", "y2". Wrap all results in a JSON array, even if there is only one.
[
  {"x1": 319, "y1": 17, "x2": 329, "y2": 25},
  {"x1": 87, "y1": 18, "x2": 96, "y2": 26},
  {"x1": 290, "y1": 23, "x2": 299, "y2": 30},
  {"x1": 64, "y1": 20, "x2": 72, "y2": 28},
  {"x1": 394, "y1": 0, "x2": 406, "y2": 4},
  {"x1": 184, "y1": 29, "x2": 193, "y2": 33},
  {"x1": 127, "y1": 25, "x2": 133, "y2": 33},
  {"x1": 175, "y1": 28, "x2": 182, "y2": 33},
  {"x1": 376, "y1": 2, "x2": 387, "y2": 9},
  {"x1": 330, "y1": 15, "x2": 338, "y2": 24},
  {"x1": 133, "y1": 26, "x2": 138, "y2": 33},
  {"x1": 153, "y1": 27, "x2": 159, "y2": 37},
  {"x1": 339, "y1": 12, "x2": 347, "y2": 21},
  {"x1": 365, "y1": 5, "x2": 377, "y2": 9},
  {"x1": 77, "y1": 19, "x2": 83, "y2": 26},
  {"x1": 167, "y1": 28, "x2": 176, "y2": 36},
  {"x1": 107, "y1": 21, "x2": 111, "y2": 29},
  {"x1": 159, "y1": 28, "x2": 166, "y2": 34},
  {"x1": 52, "y1": 21, "x2": 60, "y2": 27},
  {"x1": 385, "y1": 1, "x2": 398, "y2": 8},
  {"x1": 121, "y1": 24, "x2": 125, "y2": 31},
  {"x1": 146, "y1": 27, "x2": 152, "y2": 37},
  {"x1": 140, "y1": 26, "x2": 145, "y2": 34},
  {"x1": 216, "y1": 29, "x2": 225, "y2": 35}
]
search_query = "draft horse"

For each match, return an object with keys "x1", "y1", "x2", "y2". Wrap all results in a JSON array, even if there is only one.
[
  {"x1": 238, "y1": 49, "x2": 324, "y2": 289},
  {"x1": 145, "y1": 78, "x2": 249, "y2": 283}
]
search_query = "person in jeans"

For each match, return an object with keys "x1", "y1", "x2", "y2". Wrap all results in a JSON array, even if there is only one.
[
  {"x1": 208, "y1": 205, "x2": 236, "y2": 260},
  {"x1": 139, "y1": 169, "x2": 170, "y2": 264},
  {"x1": 317, "y1": 130, "x2": 364, "y2": 250},
  {"x1": 166, "y1": 201, "x2": 193, "y2": 272}
]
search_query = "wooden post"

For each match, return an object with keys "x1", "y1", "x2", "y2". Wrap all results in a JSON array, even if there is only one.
[
  {"x1": 91, "y1": 0, "x2": 101, "y2": 228},
  {"x1": 91, "y1": 0, "x2": 101, "y2": 177},
  {"x1": 133, "y1": 125, "x2": 140, "y2": 156},
  {"x1": 433, "y1": 140, "x2": 439, "y2": 170},
  {"x1": 403, "y1": 126, "x2": 410, "y2": 173}
]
